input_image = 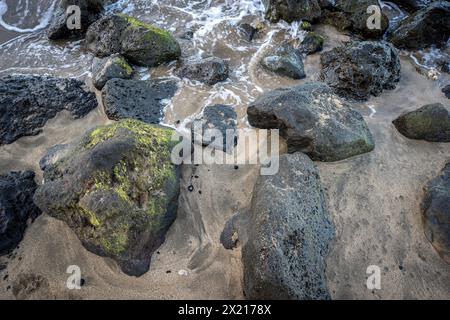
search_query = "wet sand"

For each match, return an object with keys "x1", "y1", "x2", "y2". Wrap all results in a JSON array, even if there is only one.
[{"x1": 0, "y1": 0, "x2": 449, "y2": 300}]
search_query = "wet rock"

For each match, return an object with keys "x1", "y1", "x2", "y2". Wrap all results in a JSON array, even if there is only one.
[
  {"x1": 262, "y1": 0, "x2": 322, "y2": 23},
  {"x1": 322, "y1": 0, "x2": 389, "y2": 38},
  {"x1": 102, "y1": 78, "x2": 178, "y2": 124},
  {"x1": 92, "y1": 54, "x2": 133, "y2": 90},
  {"x1": 322, "y1": 10, "x2": 352, "y2": 31},
  {"x1": 299, "y1": 32, "x2": 324, "y2": 55},
  {"x1": 86, "y1": 14, "x2": 181, "y2": 67},
  {"x1": 176, "y1": 57, "x2": 229, "y2": 85},
  {"x1": 0, "y1": 171, "x2": 41, "y2": 255},
  {"x1": 388, "y1": 2, "x2": 450, "y2": 49},
  {"x1": 0, "y1": 74, "x2": 97, "y2": 144},
  {"x1": 34, "y1": 119, "x2": 181, "y2": 276},
  {"x1": 443, "y1": 85, "x2": 450, "y2": 99},
  {"x1": 242, "y1": 152, "x2": 335, "y2": 299},
  {"x1": 47, "y1": 0, "x2": 104, "y2": 40},
  {"x1": 260, "y1": 43, "x2": 306, "y2": 79},
  {"x1": 192, "y1": 105, "x2": 238, "y2": 152},
  {"x1": 247, "y1": 82, "x2": 375, "y2": 162},
  {"x1": 320, "y1": 41, "x2": 401, "y2": 101},
  {"x1": 390, "y1": 0, "x2": 435, "y2": 12},
  {"x1": 39, "y1": 144, "x2": 70, "y2": 171},
  {"x1": 393, "y1": 103, "x2": 450, "y2": 142},
  {"x1": 239, "y1": 23, "x2": 257, "y2": 42},
  {"x1": 422, "y1": 162, "x2": 450, "y2": 264}
]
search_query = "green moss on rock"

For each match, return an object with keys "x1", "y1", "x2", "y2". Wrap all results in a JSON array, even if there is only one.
[{"x1": 34, "y1": 119, "x2": 181, "y2": 276}]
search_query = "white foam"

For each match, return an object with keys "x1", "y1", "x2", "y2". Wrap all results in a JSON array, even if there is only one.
[{"x1": 0, "y1": 0, "x2": 57, "y2": 33}]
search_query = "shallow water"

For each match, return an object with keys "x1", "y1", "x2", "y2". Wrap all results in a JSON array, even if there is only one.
[{"x1": 0, "y1": 0, "x2": 449, "y2": 299}]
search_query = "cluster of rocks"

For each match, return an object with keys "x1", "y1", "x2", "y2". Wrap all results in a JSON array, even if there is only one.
[{"x1": 1, "y1": 0, "x2": 449, "y2": 301}]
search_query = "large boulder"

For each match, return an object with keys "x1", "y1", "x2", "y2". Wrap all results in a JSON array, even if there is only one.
[
  {"x1": 85, "y1": 14, "x2": 181, "y2": 67},
  {"x1": 262, "y1": 0, "x2": 322, "y2": 23},
  {"x1": 176, "y1": 57, "x2": 229, "y2": 85},
  {"x1": 247, "y1": 82, "x2": 375, "y2": 162},
  {"x1": 0, "y1": 171, "x2": 41, "y2": 255},
  {"x1": 47, "y1": 0, "x2": 105, "y2": 40},
  {"x1": 388, "y1": 1, "x2": 450, "y2": 49},
  {"x1": 260, "y1": 43, "x2": 306, "y2": 79},
  {"x1": 102, "y1": 78, "x2": 178, "y2": 124},
  {"x1": 422, "y1": 162, "x2": 450, "y2": 264},
  {"x1": 320, "y1": 41, "x2": 401, "y2": 101},
  {"x1": 34, "y1": 119, "x2": 181, "y2": 276},
  {"x1": 0, "y1": 75, "x2": 97, "y2": 145},
  {"x1": 393, "y1": 103, "x2": 450, "y2": 142},
  {"x1": 242, "y1": 152, "x2": 335, "y2": 299},
  {"x1": 92, "y1": 54, "x2": 133, "y2": 90}
]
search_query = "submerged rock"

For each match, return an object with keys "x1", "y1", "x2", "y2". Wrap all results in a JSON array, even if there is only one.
[
  {"x1": 102, "y1": 78, "x2": 178, "y2": 124},
  {"x1": 34, "y1": 119, "x2": 181, "y2": 276},
  {"x1": 239, "y1": 23, "x2": 257, "y2": 42},
  {"x1": 299, "y1": 32, "x2": 324, "y2": 55},
  {"x1": 247, "y1": 82, "x2": 375, "y2": 162},
  {"x1": 262, "y1": 0, "x2": 322, "y2": 23},
  {"x1": 422, "y1": 162, "x2": 450, "y2": 264},
  {"x1": 320, "y1": 41, "x2": 401, "y2": 100},
  {"x1": 192, "y1": 105, "x2": 238, "y2": 152},
  {"x1": 92, "y1": 54, "x2": 133, "y2": 90},
  {"x1": 393, "y1": 103, "x2": 450, "y2": 142},
  {"x1": 86, "y1": 14, "x2": 181, "y2": 67},
  {"x1": 0, "y1": 75, "x2": 97, "y2": 145},
  {"x1": 388, "y1": 1, "x2": 450, "y2": 49},
  {"x1": 260, "y1": 43, "x2": 306, "y2": 79},
  {"x1": 47, "y1": 0, "x2": 104, "y2": 40},
  {"x1": 0, "y1": 171, "x2": 41, "y2": 255},
  {"x1": 176, "y1": 57, "x2": 229, "y2": 85},
  {"x1": 242, "y1": 152, "x2": 335, "y2": 299}
]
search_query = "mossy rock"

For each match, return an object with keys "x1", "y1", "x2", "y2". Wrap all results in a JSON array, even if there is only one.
[
  {"x1": 86, "y1": 14, "x2": 181, "y2": 67},
  {"x1": 34, "y1": 119, "x2": 181, "y2": 276},
  {"x1": 393, "y1": 103, "x2": 450, "y2": 142}
]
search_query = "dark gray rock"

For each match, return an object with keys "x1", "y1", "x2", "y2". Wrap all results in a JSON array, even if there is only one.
[
  {"x1": 322, "y1": 0, "x2": 389, "y2": 38},
  {"x1": 85, "y1": 14, "x2": 181, "y2": 67},
  {"x1": 247, "y1": 82, "x2": 375, "y2": 162},
  {"x1": 239, "y1": 23, "x2": 257, "y2": 42},
  {"x1": 320, "y1": 41, "x2": 401, "y2": 101},
  {"x1": 242, "y1": 152, "x2": 335, "y2": 299},
  {"x1": 193, "y1": 105, "x2": 238, "y2": 152},
  {"x1": 299, "y1": 32, "x2": 324, "y2": 55},
  {"x1": 102, "y1": 78, "x2": 178, "y2": 124},
  {"x1": 176, "y1": 57, "x2": 229, "y2": 85},
  {"x1": 393, "y1": 103, "x2": 450, "y2": 142},
  {"x1": 47, "y1": 0, "x2": 104, "y2": 41},
  {"x1": 443, "y1": 85, "x2": 450, "y2": 99},
  {"x1": 92, "y1": 54, "x2": 133, "y2": 90},
  {"x1": 260, "y1": 43, "x2": 306, "y2": 79},
  {"x1": 39, "y1": 144, "x2": 70, "y2": 171},
  {"x1": 262, "y1": 0, "x2": 322, "y2": 23},
  {"x1": 0, "y1": 75, "x2": 98, "y2": 145},
  {"x1": 390, "y1": 0, "x2": 435, "y2": 12},
  {"x1": 422, "y1": 162, "x2": 450, "y2": 264},
  {"x1": 34, "y1": 119, "x2": 180, "y2": 276},
  {"x1": 0, "y1": 171, "x2": 41, "y2": 255},
  {"x1": 388, "y1": 1, "x2": 450, "y2": 49}
]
